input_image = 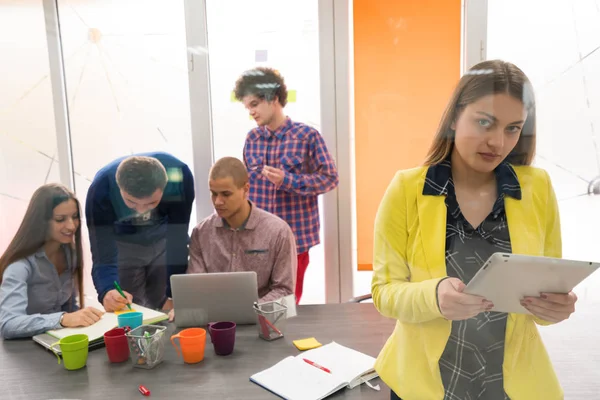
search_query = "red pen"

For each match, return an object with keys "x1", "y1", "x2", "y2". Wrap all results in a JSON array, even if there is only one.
[
  {"x1": 303, "y1": 358, "x2": 331, "y2": 374},
  {"x1": 263, "y1": 316, "x2": 283, "y2": 335},
  {"x1": 138, "y1": 385, "x2": 151, "y2": 396}
]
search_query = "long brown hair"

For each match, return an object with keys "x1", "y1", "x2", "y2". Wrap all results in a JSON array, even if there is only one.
[
  {"x1": 424, "y1": 60, "x2": 536, "y2": 166},
  {"x1": 0, "y1": 184, "x2": 84, "y2": 309}
]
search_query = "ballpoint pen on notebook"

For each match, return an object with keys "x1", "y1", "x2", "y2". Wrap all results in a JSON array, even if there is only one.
[
  {"x1": 113, "y1": 281, "x2": 132, "y2": 310},
  {"x1": 303, "y1": 358, "x2": 331, "y2": 374}
]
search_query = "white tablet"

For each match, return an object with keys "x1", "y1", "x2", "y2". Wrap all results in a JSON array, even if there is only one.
[{"x1": 464, "y1": 252, "x2": 600, "y2": 314}]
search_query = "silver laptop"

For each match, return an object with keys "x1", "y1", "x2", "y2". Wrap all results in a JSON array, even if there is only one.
[{"x1": 171, "y1": 271, "x2": 258, "y2": 328}]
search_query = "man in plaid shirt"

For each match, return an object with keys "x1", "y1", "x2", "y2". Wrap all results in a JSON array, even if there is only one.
[{"x1": 234, "y1": 67, "x2": 339, "y2": 304}]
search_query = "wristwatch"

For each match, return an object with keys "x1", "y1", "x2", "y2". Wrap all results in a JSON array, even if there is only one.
[{"x1": 59, "y1": 313, "x2": 66, "y2": 327}]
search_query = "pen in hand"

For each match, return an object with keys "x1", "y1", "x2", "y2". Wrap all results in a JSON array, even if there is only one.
[{"x1": 113, "y1": 281, "x2": 132, "y2": 310}]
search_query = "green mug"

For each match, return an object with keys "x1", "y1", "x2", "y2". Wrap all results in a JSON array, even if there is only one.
[{"x1": 50, "y1": 334, "x2": 89, "y2": 370}]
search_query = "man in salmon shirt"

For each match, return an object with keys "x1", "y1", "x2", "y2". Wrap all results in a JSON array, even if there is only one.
[{"x1": 168, "y1": 157, "x2": 296, "y2": 322}]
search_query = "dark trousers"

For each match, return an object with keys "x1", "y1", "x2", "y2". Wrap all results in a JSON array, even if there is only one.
[
  {"x1": 391, "y1": 390, "x2": 402, "y2": 400},
  {"x1": 117, "y1": 239, "x2": 167, "y2": 309}
]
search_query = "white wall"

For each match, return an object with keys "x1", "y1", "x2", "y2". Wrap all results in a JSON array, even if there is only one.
[
  {"x1": 205, "y1": 0, "x2": 326, "y2": 304},
  {"x1": 488, "y1": 0, "x2": 600, "y2": 301},
  {"x1": 0, "y1": 1, "x2": 59, "y2": 250},
  {"x1": 206, "y1": 0, "x2": 321, "y2": 160},
  {"x1": 1, "y1": 0, "x2": 195, "y2": 302},
  {"x1": 0, "y1": 0, "x2": 328, "y2": 304}
]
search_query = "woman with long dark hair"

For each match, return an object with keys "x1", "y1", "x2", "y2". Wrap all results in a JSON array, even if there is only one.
[
  {"x1": 0, "y1": 184, "x2": 104, "y2": 339},
  {"x1": 372, "y1": 60, "x2": 574, "y2": 399}
]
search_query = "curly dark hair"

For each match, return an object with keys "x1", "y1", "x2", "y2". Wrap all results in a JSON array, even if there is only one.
[{"x1": 233, "y1": 67, "x2": 288, "y2": 107}]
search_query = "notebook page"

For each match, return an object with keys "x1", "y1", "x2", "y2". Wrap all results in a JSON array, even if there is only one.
[
  {"x1": 46, "y1": 303, "x2": 167, "y2": 341},
  {"x1": 298, "y1": 342, "x2": 377, "y2": 386},
  {"x1": 47, "y1": 312, "x2": 118, "y2": 341},
  {"x1": 348, "y1": 370, "x2": 379, "y2": 389},
  {"x1": 134, "y1": 304, "x2": 168, "y2": 324},
  {"x1": 250, "y1": 356, "x2": 345, "y2": 400}
]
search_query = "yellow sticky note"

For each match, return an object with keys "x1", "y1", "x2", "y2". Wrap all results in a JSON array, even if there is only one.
[
  {"x1": 287, "y1": 90, "x2": 297, "y2": 103},
  {"x1": 293, "y1": 337, "x2": 322, "y2": 351},
  {"x1": 114, "y1": 309, "x2": 137, "y2": 315}
]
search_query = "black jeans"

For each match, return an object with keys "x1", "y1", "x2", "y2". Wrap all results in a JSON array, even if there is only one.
[
  {"x1": 117, "y1": 239, "x2": 167, "y2": 309},
  {"x1": 391, "y1": 390, "x2": 402, "y2": 400}
]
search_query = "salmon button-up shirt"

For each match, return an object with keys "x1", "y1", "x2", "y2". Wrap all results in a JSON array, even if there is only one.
[{"x1": 187, "y1": 203, "x2": 297, "y2": 303}]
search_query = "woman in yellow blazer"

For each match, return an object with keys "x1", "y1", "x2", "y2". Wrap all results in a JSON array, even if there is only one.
[{"x1": 372, "y1": 60, "x2": 577, "y2": 400}]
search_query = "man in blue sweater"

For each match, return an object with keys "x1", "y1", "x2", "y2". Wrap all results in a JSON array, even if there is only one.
[{"x1": 86, "y1": 152, "x2": 195, "y2": 312}]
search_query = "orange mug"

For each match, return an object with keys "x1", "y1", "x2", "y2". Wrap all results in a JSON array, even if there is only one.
[{"x1": 170, "y1": 328, "x2": 206, "y2": 364}]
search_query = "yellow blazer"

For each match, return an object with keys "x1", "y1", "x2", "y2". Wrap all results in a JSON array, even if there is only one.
[{"x1": 371, "y1": 165, "x2": 562, "y2": 400}]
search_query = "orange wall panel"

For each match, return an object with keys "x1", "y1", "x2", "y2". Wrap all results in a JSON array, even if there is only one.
[{"x1": 354, "y1": 0, "x2": 462, "y2": 270}]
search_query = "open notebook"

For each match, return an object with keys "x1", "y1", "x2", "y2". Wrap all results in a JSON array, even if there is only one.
[
  {"x1": 44, "y1": 303, "x2": 167, "y2": 345},
  {"x1": 250, "y1": 342, "x2": 378, "y2": 400}
]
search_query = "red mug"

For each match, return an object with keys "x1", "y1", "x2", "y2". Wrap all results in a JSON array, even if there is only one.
[{"x1": 104, "y1": 327, "x2": 130, "y2": 363}]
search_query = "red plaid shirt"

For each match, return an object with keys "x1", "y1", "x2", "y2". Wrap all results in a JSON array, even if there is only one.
[{"x1": 243, "y1": 117, "x2": 339, "y2": 254}]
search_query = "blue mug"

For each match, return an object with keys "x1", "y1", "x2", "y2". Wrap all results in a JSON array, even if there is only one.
[{"x1": 117, "y1": 312, "x2": 143, "y2": 329}]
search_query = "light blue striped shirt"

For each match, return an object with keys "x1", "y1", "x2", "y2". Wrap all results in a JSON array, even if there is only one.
[{"x1": 0, "y1": 246, "x2": 78, "y2": 339}]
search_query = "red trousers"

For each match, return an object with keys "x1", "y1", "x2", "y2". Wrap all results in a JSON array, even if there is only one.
[{"x1": 295, "y1": 251, "x2": 310, "y2": 304}]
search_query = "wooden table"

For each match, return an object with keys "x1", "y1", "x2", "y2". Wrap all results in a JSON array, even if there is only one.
[{"x1": 1, "y1": 304, "x2": 395, "y2": 400}]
